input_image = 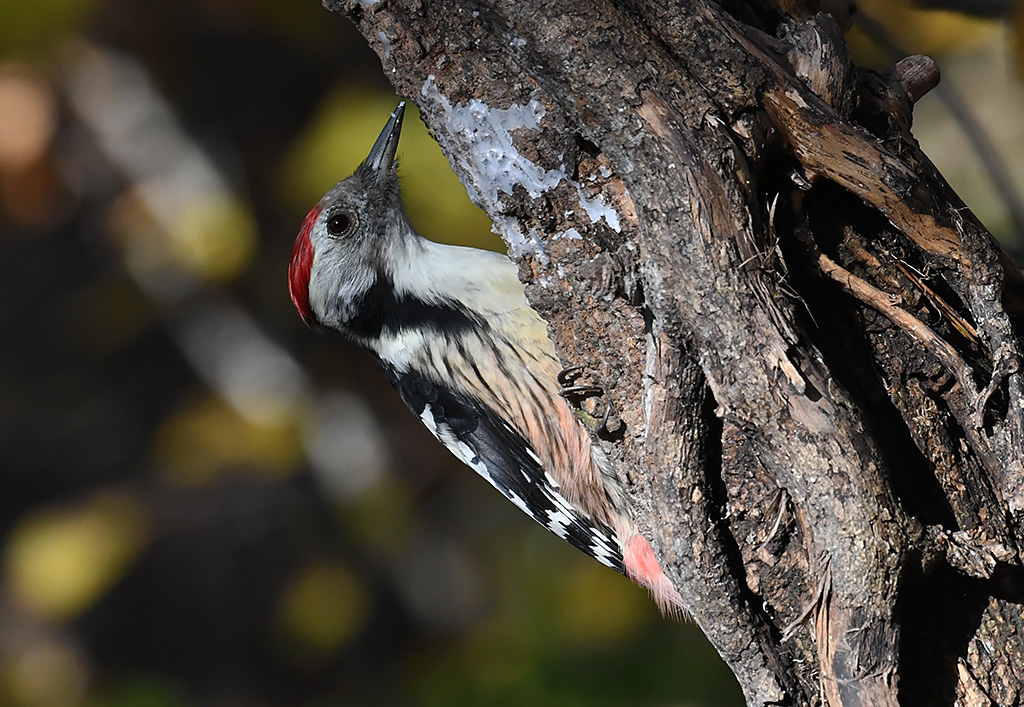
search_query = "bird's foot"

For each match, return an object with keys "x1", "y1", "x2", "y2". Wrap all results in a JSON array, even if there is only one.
[{"x1": 557, "y1": 366, "x2": 614, "y2": 436}]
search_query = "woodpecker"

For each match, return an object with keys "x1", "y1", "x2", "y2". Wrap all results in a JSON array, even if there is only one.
[{"x1": 289, "y1": 102, "x2": 684, "y2": 614}]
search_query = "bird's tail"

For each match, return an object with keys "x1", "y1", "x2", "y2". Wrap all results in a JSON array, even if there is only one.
[{"x1": 622, "y1": 532, "x2": 688, "y2": 618}]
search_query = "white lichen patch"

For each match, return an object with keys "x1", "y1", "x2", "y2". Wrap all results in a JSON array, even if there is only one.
[
  {"x1": 552, "y1": 227, "x2": 582, "y2": 241},
  {"x1": 575, "y1": 186, "x2": 621, "y2": 231},
  {"x1": 377, "y1": 31, "x2": 391, "y2": 60},
  {"x1": 494, "y1": 216, "x2": 549, "y2": 264},
  {"x1": 420, "y1": 75, "x2": 624, "y2": 237}
]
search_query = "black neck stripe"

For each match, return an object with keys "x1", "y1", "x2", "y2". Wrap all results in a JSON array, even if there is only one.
[{"x1": 344, "y1": 274, "x2": 482, "y2": 340}]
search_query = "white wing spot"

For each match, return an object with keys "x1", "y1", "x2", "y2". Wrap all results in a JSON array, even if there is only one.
[
  {"x1": 420, "y1": 405, "x2": 491, "y2": 478},
  {"x1": 589, "y1": 539, "x2": 620, "y2": 569},
  {"x1": 420, "y1": 404, "x2": 438, "y2": 435},
  {"x1": 544, "y1": 508, "x2": 573, "y2": 540},
  {"x1": 505, "y1": 489, "x2": 530, "y2": 514}
]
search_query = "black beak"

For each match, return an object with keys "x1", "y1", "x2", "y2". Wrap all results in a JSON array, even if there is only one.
[{"x1": 364, "y1": 102, "x2": 405, "y2": 179}]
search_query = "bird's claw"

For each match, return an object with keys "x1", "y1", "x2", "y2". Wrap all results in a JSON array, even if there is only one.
[
  {"x1": 557, "y1": 365, "x2": 584, "y2": 387},
  {"x1": 559, "y1": 384, "x2": 604, "y2": 396},
  {"x1": 557, "y1": 366, "x2": 613, "y2": 435}
]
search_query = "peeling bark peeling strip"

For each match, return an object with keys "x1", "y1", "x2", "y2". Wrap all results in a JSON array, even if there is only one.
[
  {"x1": 420, "y1": 75, "x2": 622, "y2": 232},
  {"x1": 377, "y1": 31, "x2": 391, "y2": 59}
]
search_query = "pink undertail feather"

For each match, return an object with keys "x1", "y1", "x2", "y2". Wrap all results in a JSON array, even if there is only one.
[{"x1": 623, "y1": 533, "x2": 688, "y2": 618}]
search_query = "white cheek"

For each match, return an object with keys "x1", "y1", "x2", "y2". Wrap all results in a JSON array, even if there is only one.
[{"x1": 308, "y1": 251, "x2": 375, "y2": 323}]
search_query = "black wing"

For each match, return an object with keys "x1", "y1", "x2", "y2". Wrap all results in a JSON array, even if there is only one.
[{"x1": 382, "y1": 364, "x2": 625, "y2": 574}]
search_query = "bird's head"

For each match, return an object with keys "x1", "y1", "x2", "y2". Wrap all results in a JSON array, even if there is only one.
[{"x1": 289, "y1": 102, "x2": 410, "y2": 331}]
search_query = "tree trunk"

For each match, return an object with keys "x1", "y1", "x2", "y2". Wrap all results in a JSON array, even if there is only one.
[{"x1": 327, "y1": 0, "x2": 1024, "y2": 704}]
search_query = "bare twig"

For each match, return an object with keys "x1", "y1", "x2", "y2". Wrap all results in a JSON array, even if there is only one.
[{"x1": 818, "y1": 251, "x2": 980, "y2": 404}]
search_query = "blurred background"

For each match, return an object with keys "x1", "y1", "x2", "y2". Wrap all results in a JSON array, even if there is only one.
[{"x1": 0, "y1": 1, "x2": 1021, "y2": 705}]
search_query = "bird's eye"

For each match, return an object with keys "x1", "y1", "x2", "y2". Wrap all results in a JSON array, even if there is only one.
[{"x1": 326, "y1": 213, "x2": 351, "y2": 237}]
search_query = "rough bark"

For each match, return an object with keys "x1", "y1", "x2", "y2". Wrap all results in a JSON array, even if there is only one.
[{"x1": 327, "y1": 0, "x2": 1024, "y2": 704}]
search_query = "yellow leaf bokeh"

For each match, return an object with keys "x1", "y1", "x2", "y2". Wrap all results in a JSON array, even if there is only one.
[
  {"x1": 1, "y1": 635, "x2": 89, "y2": 707},
  {"x1": 273, "y1": 561, "x2": 369, "y2": 665},
  {"x1": 281, "y1": 88, "x2": 499, "y2": 251},
  {"x1": 153, "y1": 394, "x2": 303, "y2": 486},
  {"x1": 5, "y1": 491, "x2": 148, "y2": 622},
  {"x1": 172, "y1": 194, "x2": 258, "y2": 282},
  {"x1": 855, "y1": 0, "x2": 1001, "y2": 56}
]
